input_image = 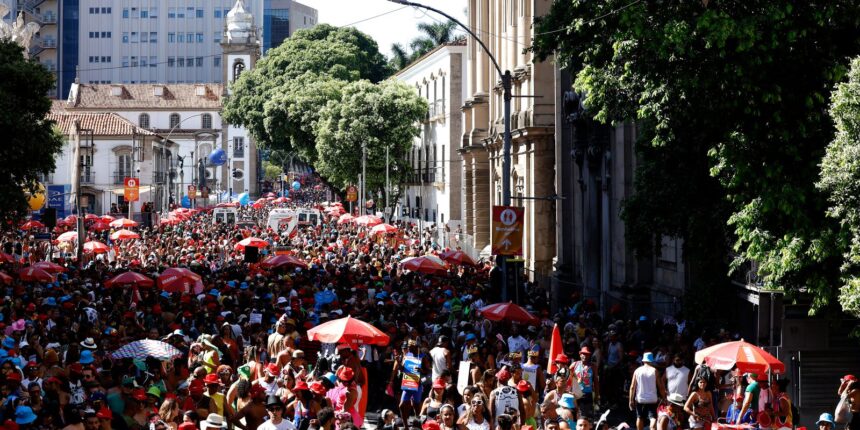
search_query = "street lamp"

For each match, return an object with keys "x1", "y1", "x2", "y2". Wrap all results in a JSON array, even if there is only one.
[
  {"x1": 388, "y1": 0, "x2": 514, "y2": 301},
  {"x1": 160, "y1": 113, "x2": 217, "y2": 214}
]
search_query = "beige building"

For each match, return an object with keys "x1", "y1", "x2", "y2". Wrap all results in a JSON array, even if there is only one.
[
  {"x1": 2, "y1": 0, "x2": 60, "y2": 95},
  {"x1": 461, "y1": 0, "x2": 557, "y2": 279}
]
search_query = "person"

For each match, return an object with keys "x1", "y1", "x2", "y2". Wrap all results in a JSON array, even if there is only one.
[
  {"x1": 397, "y1": 340, "x2": 425, "y2": 423},
  {"x1": 570, "y1": 347, "x2": 598, "y2": 419},
  {"x1": 229, "y1": 383, "x2": 267, "y2": 430},
  {"x1": 665, "y1": 355, "x2": 690, "y2": 400},
  {"x1": 817, "y1": 412, "x2": 836, "y2": 430},
  {"x1": 558, "y1": 394, "x2": 578, "y2": 429},
  {"x1": 327, "y1": 366, "x2": 360, "y2": 428},
  {"x1": 259, "y1": 395, "x2": 297, "y2": 430},
  {"x1": 522, "y1": 349, "x2": 544, "y2": 397},
  {"x1": 430, "y1": 336, "x2": 452, "y2": 382},
  {"x1": 490, "y1": 368, "x2": 522, "y2": 424},
  {"x1": 517, "y1": 380, "x2": 537, "y2": 428},
  {"x1": 684, "y1": 377, "x2": 713, "y2": 430},
  {"x1": 421, "y1": 378, "x2": 446, "y2": 419},
  {"x1": 629, "y1": 352, "x2": 666, "y2": 430},
  {"x1": 496, "y1": 414, "x2": 515, "y2": 430},
  {"x1": 771, "y1": 379, "x2": 792, "y2": 429},
  {"x1": 735, "y1": 373, "x2": 760, "y2": 426},
  {"x1": 199, "y1": 413, "x2": 228, "y2": 430},
  {"x1": 458, "y1": 392, "x2": 490, "y2": 430},
  {"x1": 657, "y1": 394, "x2": 686, "y2": 430},
  {"x1": 439, "y1": 404, "x2": 458, "y2": 430},
  {"x1": 576, "y1": 417, "x2": 592, "y2": 430},
  {"x1": 837, "y1": 375, "x2": 857, "y2": 426},
  {"x1": 846, "y1": 381, "x2": 860, "y2": 430}
]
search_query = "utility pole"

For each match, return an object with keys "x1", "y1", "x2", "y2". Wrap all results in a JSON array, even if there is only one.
[
  {"x1": 385, "y1": 145, "x2": 390, "y2": 222},
  {"x1": 74, "y1": 120, "x2": 83, "y2": 262},
  {"x1": 361, "y1": 143, "x2": 367, "y2": 215}
]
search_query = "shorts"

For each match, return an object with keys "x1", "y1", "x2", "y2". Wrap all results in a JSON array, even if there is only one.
[
  {"x1": 401, "y1": 388, "x2": 423, "y2": 404},
  {"x1": 635, "y1": 402, "x2": 658, "y2": 420}
]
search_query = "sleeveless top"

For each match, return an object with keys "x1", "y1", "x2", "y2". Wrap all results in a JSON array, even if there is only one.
[
  {"x1": 634, "y1": 366, "x2": 659, "y2": 403},
  {"x1": 666, "y1": 366, "x2": 690, "y2": 398},
  {"x1": 467, "y1": 417, "x2": 490, "y2": 430},
  {"x1": 773, "y1": 393, "x2": 793, "y2": 428},
  {"x1": 493, "y1": 386, "x2": 520, "y2": 418},
  {"x1": 572, "y1": 361, "x2": 593, "y2": 394}
]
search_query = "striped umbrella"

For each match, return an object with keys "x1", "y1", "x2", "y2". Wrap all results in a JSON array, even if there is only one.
[{"x1": 111, "y1": 339, "x2": 183, "y2": 360}]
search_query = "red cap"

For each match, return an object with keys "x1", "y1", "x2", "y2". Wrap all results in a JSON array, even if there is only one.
[
  {"x1": 25, "y1": 303, "x2": 35, "y2": 312},
  {"x1": 203, "y1": 373, "x2": 221, "y2": 385},
  {"x1": 265, "y1": 363, "x2": 280, "y2": 376},
  {"x1": 45, "y1": 376, "x2": 62, "y2": 384},
  {"x1": 294, "y1": 380, "x2": 310, "y2": 391},
  {"x1": 132, "y1": 388, "x2": 147, "y2": 401},
  {"x1": 845, "y1": 375, "x2": 858, "y2": 382},
  {"x1": 554, "y1": 353, "x2": 570, "y2": 364},
  {"x1": 96, "y1": 406, "x2": 113, "y2": 420},
  {"x1": 516, "y1": 380, "x2": 532, "y2": 393},
  {"x1": 6, "y1": 372, "x2": 21, "y2": 382},
  {"x1": 496, "y1": 369, "x2": 511, "y2": 382},
  {"x1": 422, "y1": 420, "x2": 441, "y2": 430},
  {"x1": 309, "y1": 381, "x2": 327, "y2": 395},
  {"x1": 189, "y1": 379, "x2": 205, "y2": 394},
  {"x1": 336, "y1": 366, "x2": 355, "y2": 382},
  {"x1": 432, "y1": 378, "x2": 446, "y2": 389},
  {"x1": 250, "y1": 383, "x2": 266, "y2": 397}
]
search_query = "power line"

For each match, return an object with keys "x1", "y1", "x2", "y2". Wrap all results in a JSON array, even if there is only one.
[
  {"x1": 341, "y1": 5, "x2": 409, "y2": 27},
  {"x1": 533, "y1": 0, "x2": 643, "y2": 37}
]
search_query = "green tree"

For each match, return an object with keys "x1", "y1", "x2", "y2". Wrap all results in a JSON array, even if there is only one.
[
  {"x1": 533, "y1": 1, "x2": 860, "y2": 314},
  {"x1": 222, "y1": 24, "x2": 391, "y2": 162},
  {"x1": 0, "y1": 41, "x2": 63, "y2": 219},
  {"x1": 390, "y1": 43, "x2": 411, "y2": 71},
  {"x1": 389, "y1": 20, "x2": 460, "y2": 71},
  {"x1": 314, "y1": 80, "x2": 428, "y2": 205}
]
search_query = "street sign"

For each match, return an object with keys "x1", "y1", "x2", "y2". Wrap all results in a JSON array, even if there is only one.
[
  {"x1": 188, "y1": 185, "x2": 197, "y2": 199},
  {"x1": 124, "y1": 177, "x2": 140, "y2": 202},
  {"x1": 346, "y1": 185, "x2": 358, "y2": 202},
  {"x1": 491, "y1": 205, "x2": 524, "y2": 256}
]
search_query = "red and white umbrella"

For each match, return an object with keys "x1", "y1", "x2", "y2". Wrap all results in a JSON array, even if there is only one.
[
  {"x1": 157, "y1": 268, "x2": 203, "y2": 294},
  {"x1": 479, "y1": 302, "x2": 539, "y2": 325},
  {"x1": 17, "y1": 267, "x2": 55, "y2": 283},
  {"x1": 353, "y1": 215, "x2": 383, "y2": 227},
  {"x1": 109, "y1": 218, "x2": 138, "y2": 228},
  {"x1": 261, "y1": 254, "x2": 309, "y2": 270},
  {"x1": 306, "y1": 315, "x2": 390, "y2": 347},
  {"x1": 337, "y1": 214, "x2": 354, "y2": 225},
  {"x1": 57, "y1": 231, "x2": 79, "y2": 242},
  {"x1": 100, "y1": 215, "x2": 116, "y2": 222},
  {"x1": 84, "y1": 214, "x2": 100, "y2": 221},
  {"x1": 31, "y1": 261, "x2": 67, "y2": 273},
  {"x1": 110, "y1": 229, "x2": 140, "y2": 241},
  {"x1": 20, "y1": 220, "x2": 44, "y2": 231},
  {"x1": 65, "y1": 215, "x2": 77, "y2": 224},
  {"x1": 273, "y1": 197, "x2": 290, "y2": 204},
  {"x1": 83, "y1": 241, "x2": 110, "y2": 254},
  {"x1": 399, "y1": 256, "x2": 448, "y2": 276},
  {"x1": 160, "y1": 216, "x2": 181, "y2": 226},
  {"x1": 90, "y1": 222, "x2": 111, "y2": 231},
  {"x1": 694, "y1": 340, "x2": 785, "y2": 375},
  {"x1": 440, "y1": 250, "x2": 478, "y2": 267},
  {"x1": 104, "y1": 271, "x2": 154, "y2": 288},
  {"x1": 234, "y1": 237, "x2": 269, "y2": 252},
  {"x1": 370, "y1": 223, "x2": 398, "y2": 236}
]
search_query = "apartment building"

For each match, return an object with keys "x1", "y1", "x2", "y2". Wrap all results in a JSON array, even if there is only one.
[
  {"x1": 2, "y1": 0, "x2": 60, "y2": 95},
  {"x1": 262, "y1": 0, "x2": 317, "y2": 53}
]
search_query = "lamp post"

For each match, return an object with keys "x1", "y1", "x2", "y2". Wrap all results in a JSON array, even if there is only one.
[
  {"x1": 160, "y1": 113, "x2": 215, "y2": 214},
  {"x1": 388, "y1": 0, "x2": 513, "y2": 301}
]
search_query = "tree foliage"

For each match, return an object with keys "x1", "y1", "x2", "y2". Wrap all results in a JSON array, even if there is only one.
[
  {"x1": 222, "y1": 24, "x2": 391, "y2": 162},
  {"x1": 533, "y1": 1, "x2": 860, "y2": 313},
  {"x1": 0, "y1": 41, "x2": 63, "y2": 219},
  {"x1": 389, "y1": 20, "x2": 461, "y2": 71},
  {"x1": 314, "y1": 80, "x2": 428, "y2": 199}
]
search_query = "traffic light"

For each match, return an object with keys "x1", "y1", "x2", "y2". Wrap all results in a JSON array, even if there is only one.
[{"x1": 232, "y1": 169, "x2": 242, "y2": 179}]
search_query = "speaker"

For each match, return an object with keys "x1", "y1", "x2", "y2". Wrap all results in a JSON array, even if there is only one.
[
  {"x1": 43, "y1": 208, "x2": 57, "y2": 229},
  {"x1": 244, "y1": 246, "x2": 259, "y2": 263}
]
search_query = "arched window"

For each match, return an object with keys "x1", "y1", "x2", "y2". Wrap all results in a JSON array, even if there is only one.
[
  {"x1": 232, "y1": 60, "x2": 245, "y2": 82},
  {"x1": 169, "y1": 113, "x2": 180, "y2": 129},
  {"x1": 201, "y1": 113, "x2": 212, "y2": 129},
  {"x1": 138, "y1": 113, "x2": 150, "y2": 128}
]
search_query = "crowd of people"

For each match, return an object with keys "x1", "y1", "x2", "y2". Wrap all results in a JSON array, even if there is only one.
[{"x1": 0, "y1": 174, "x2": 855, "y2": 430}]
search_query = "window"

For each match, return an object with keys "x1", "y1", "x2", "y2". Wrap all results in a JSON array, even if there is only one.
[
  {"x1": 131, "y1": 56, "x2": 138, "y2": 67},
  {"x1": 131, "y1": 7, "x2": 139, "y2": 18},
  {"x1": 186, "y1": 57, "x2": 194, "y2": 68},
  {"x1": 196, "y1": 33, "x2": 204, "y2": 43},
  {"x1": 169, "y1": 114, "x2": 180, "y2": 129},
  {"x1": 214, "y1": 31, "x2": 221, "y2": 43},
  {"x1": 122, "y1": 7, "x2": 129, "y2": 18},
  {"x1": 168, "y1": 32, "x2": 175, "y2": 43},
  {"x1": 130, "y1": 32, "x2": 138, "y2": 43},
  {"x1": 176, "y1": 8, "x2": 185, "y2": 18},
  {"x1": 201, "y1": 114, "x2": 212, "y2": 129},
  {"x1": 150, "y1": 7, "x2": 158, "y2": 18},
  {"x1": 117, "y1": 153, "x2": 132, "y2": 180},
  {"x1": 168, "y1": 7, "x2": 176, "y2": 18},
  {"x1": 122, "y1": 32, "x2": 129, "y2": 43},
  {"x1": 186, "y1": 33, "x2": 193, "y2": 43},
  {"x1": 88, "y1": 31, "x2": 98, "y2": 38},
  {"x1": 232, "y1": 60, "x2": 245, "y2": 82},
  {"x1": 101, "y1": 56, "x2": 111, "y2": 63},
  {"x1": 149, "y1": 56, "x2": 157, "y2": 67},
  {"x1": 121, "y1": 56, "x2": 129, "y2": 67},
  {"x1": 140, "y1": 57, "x2": 147, "y2": 67},
  {"x1": 214, "y1": 57, "x2": 221, "y2": 67},
  {"x1": 104, "y1": 7, "x2": 111, "y2": 14},
  {"x1": 177, "y1": 33, "x2": 184, "y2": 43},
  {"x1": 196, "y1": 57, "x2": 203, "y2": 67},
  {"x1": 88, "y1": 56, "x2": 98, "y2": 63},
  {"x1": 140, "y1": 8, "x2": 148, "y2": 18},
  {"x1": 140, "y1": 32, "x2": 148, "y2": 42},
  {"x1": 149, "y1": 32, "x2": 157, "y2": 43},
  {"x1": 101, "y1": 31, "x2": 111, "y2": 38},
  {"x1": 167, "y1": 57, "x2": 175, "y2": 67},
  {"x1": 233, "y1": 137, "x2": 245, "y2": 158},
  {"x1": 177, "y1": 57, "x2": 185, "y2": 67},
  {"x1": 139, "y1": 113, "x2": 150, "y2": 128},
  {"x1": 196, "y1": 8, "x2": 204, "y2": 18},
  {"x1": 214, "y1": 9, "x2": 222, "y2": 18},
  {"x1": 89, "y1": 7, "x2": 97, "y2": 14}
]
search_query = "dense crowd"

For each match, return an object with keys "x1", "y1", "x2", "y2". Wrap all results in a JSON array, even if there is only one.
[{"x1": 0, "y1": 174, "x2": 856, "y2": 430}]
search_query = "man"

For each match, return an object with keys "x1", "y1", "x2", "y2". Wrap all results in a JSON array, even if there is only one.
[
  {"x1": 735, "y1": 373, "x2": 760, "y2": 425},
  {"x1": 629, "y1": 352, "x2": 666, "y2": 430},
  {"x1": 507, "y1": 327, "x2": 529, "y2": 356},
  {"x1": 490, "y1": 368, "x2": 523, "y2": 424},
  {"x1": 337, "y1": 344, "x2": 365, "y2": 386},
  {"x1": 576, "y1": 418, "x2": 593, "y2": 430},
  {"x1": 258, "y1": 395, "x2": 296, "y2": 430},
  {"x1": 522, "y1": 349, "x2": 545, "y2": 396},
  {"x1": 657, "y1": 393, "x2": 685, "y2": 430},
  {"x1": 229, "y1": 384, "x2": 267, "y2": 430},
  {"x1": 540, "y1": 400, "x2": 563, "y2": 429},
  {"x1": 429, "y1": 335, "x2": 451, "y2": 381},
  {"x1": 571, "y1": 347, "x2": 598, "y2": 419},
  {"x1": 816, "y1": 413, "x2": 836, "y2": 430},
  {"x1": 267, "y1": 318, "x2": 289, "y2": 359},
  {"x1": 83, "y1": 408, "x2": 101, "y2": 430},
  {"x1": 257, "y1": 363, "x2": 280, "y2": 396},
  {"x1": 845, "y1": 381, "x2": 860, "y2": 430},
  {"x1": 664, "y1": 355, "x2": 690, "y2": 399}
]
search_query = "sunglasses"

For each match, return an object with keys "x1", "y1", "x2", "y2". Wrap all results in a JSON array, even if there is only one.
[
  {"x1": 471, "y1": 400, "x2": 484, "y2": 406},
  {"x1": 268, "y1": 406, "x2": 284, "y2": 412}
]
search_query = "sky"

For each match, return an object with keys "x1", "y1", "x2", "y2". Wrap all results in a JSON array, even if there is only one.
[{"x1": 297, "y1": 0, "x2": 468, "y2": 59}]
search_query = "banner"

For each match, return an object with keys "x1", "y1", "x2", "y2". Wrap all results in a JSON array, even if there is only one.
[
  {"x1": 400, "y1": 354, "x2": 421, "y2": 391},
  {"x1": 491, "y1": 206, "x2": 524, "y2": 256},
  {"x1": 124, "y1": 178, "x2": 140, "y2": 202},
  {"x1": 457, "y1": 361, "x2": 471, "y2": 395}
]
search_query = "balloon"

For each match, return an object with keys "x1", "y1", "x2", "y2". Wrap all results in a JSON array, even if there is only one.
[
  {"x1": 292, "y1": 181, "x2": 301, "y2": 191},
  {"x1": 26, "y1": 183, "x2": 46, "y2": 211},
  {"x1": 181, "y1": 196, "x2": 191, "y2": 208},
  {"x1": 237, "y1": 193, "x2": 250, "y2": 206},
  {"x1": 208, "y1": 148, "x2": 228, "y2": 166}
]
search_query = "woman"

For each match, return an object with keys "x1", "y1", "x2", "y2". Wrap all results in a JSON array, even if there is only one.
[
  {"x1": 421, "y1": 378, "x2": 446, "y2": 419},
  {"x1": 289, "y1": 380, "x2": 316, "y2": 430},
  {"x1": 458, "y1": 386, "x2": 477, "y2": 417},
  {"x1": 458, "y1": 392, "x2": 490, "y2": 430},
  {"x1": 684, "y1": 377, "x2": 714, "y2": 430},
  {"x1": 327, "y1": 366, "x2": 361, "y2": 428},
  {"x1": 476, "y1": 370, "x2": 495, "y2": 400},
  {"x1": 439, "y1": 404, "x2": 458, "y2": 430},
  {"x1": 157, "y1": 396, "x2": 182, "y2": 430}
]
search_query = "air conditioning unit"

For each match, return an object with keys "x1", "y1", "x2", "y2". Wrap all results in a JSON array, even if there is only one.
[
  {"x1": 195, "y1": 85, "x2": 206, "y2": 97},
  {"x1": 152, "y1": 85, "x2": 164, "y2": 97}
]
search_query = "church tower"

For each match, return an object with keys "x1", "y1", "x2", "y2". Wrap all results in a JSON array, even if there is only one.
[{"x1": 220, "y1": 0, "x2": 261, "y2": 197}]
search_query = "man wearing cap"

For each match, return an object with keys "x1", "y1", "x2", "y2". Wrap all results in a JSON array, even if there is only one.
[
  {"x1": 257, "y1": 363, "x2": 281, "y2": 397},
  {"x1": 571, "y1": 347, "x2": 599, "y2": 419},
  {"x1": 203, "y1": 372, "x2": 230, "y2": 418},
  {"x1": 735, "y1": 373, "x2": 760, "y2": 426},
  {"x1": 629, "y1": 352, "x2": 666, "y2": 430}
]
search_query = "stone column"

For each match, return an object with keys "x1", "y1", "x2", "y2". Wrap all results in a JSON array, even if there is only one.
[{"x1": 473, "y1": 149, "x2": 491, "y2": 248}]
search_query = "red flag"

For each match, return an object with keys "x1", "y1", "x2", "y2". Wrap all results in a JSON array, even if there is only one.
[{"x1": 547, "y1": 323, "x2": 563, "y2": 374}]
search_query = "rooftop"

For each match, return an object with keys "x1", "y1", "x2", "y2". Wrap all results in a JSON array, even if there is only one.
[
  {"x1": 47, "y1": 111, "x2": 159, "y2": 137},
  {"x1": 66, "y1": 83, "x2": 223, "y2": 110}
]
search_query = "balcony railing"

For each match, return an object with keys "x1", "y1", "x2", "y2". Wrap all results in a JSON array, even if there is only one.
[
  {"x1": 80, "y1": 170, "x2": 95, "y2": 184},
  {"x1": 40, "y1": 13, "x2": 56, "y2": 24},
  {"x1": 112, "y1": 172, "x2": 132, "y2": 185},
  {"x1": 153, "y1": 171, "x2": 167, "y2": 184},
  {"x1": 233, "y1": 149, "x2": 245, "y2": 159},
  {"x1": 41, "y1": 38, "x2": 56, "y2": 48}
]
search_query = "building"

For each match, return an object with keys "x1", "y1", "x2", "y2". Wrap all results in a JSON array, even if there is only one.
[
  {"x1": 262, "y1": 0, "x2": 316, "y2": 53},
  {"x1": 460, "y1": 0, "x2": 558, "y2": 282},
  {"x1": 394, "y1": 41, "x2": 466, "y2": 239},
  {"x1": 55, "y1": 0, "x2": 261, "y2": 211},
  {"x1": 1, "y1": 0, "x2": 60, "y2": 96}
]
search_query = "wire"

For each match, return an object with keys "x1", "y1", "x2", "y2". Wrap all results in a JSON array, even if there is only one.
[
  {"x1": 533, "y1": 0, "x2": 643, "y2": 37},
  {"x1": 340, "y1": 5, "x2": 409, "y2": 27}
]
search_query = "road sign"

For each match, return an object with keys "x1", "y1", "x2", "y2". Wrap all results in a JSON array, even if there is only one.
[
  {"x1": 346, "y1": 185, "x2": 358, "y2": 202},
  {"x1": 188, "y1": 185, "x2": 197, "y2": 199},
  {"x1": 124, "y1": 177, "x2": 140, "y2": 202},
  {"x1": 491, "y1": 205, "x2": 524, "y2": 256}
]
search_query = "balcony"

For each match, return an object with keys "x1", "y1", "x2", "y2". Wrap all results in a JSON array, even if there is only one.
[
  {"x1": 41, "y1": 38, "x2": 56, "y2": 48},
  {"x1": 153, "y1": 171, "x2": 167, "y2": 184},
  {"x1": 80, "y1": 170, "x2": 95, "y2": 185},
  {"x1": 112, "y1": 172, "x2": 132, "y2": 185},
  {"x1": 428, "y1": 99, "x2": 445, "y2": 120},
  {"x1": 233, "y1": 148, "x2": 244, "y2": 159}
]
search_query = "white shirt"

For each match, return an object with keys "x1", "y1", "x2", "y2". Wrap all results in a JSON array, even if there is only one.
[
  {"x1": 666, "y1": 365, "x2": 690, "y2": 398},
  {"x1": 257, "y1": 418, "x2": 296, "y2": 430},
  {"x1": 507, "y1": 335, "x2": 529, "y2": 355},
  {"x1": 429, "y1": 346, "x2": 448, "y2": 380},
  {"x1": 634, "y1": 365, "x2": 659, "y2": 404}
]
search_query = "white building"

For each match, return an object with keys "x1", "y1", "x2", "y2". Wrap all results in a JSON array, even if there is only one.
[{"x1": 394, "y1": 41, "x2": 466, "y2": 234}]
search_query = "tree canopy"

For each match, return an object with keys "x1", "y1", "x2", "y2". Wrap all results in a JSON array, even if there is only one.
[
  {"x1": 533, "y1": 1, "x2": 860, "y2": 314},
  {"x1": 389, "y1": 20, "x2": 461, "y2": 71},
  {"x1": 0, "y1": 41, "x2": 63, "y2": 219}
]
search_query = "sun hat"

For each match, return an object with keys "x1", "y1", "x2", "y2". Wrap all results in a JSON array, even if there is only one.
[
  {"x1": 496, "y1": 368, "x2": 511, "y2": 382},
  {"x1": 558, "y1": 393, "x2": 576, "y2": 409},
  {"x1": 422, "y1": 420, "x2": 442, "y2": 430},
  {"x1": 642, "y1": 352, "x2": 656, "y2": 364},
  {"x1": 322, "y1": 372, "x2": 337, "y2": 385},
  {"x1": 817, "y1": 413, "x2": 836, "y2": 427},
  {"x1": 516, "y1": 380, "x2": 532, "y2": 393},
  {"x1": 554, "y1": 353, "x2": 570, "y2": 364},
  {"x1": 80, "y1": 338, "x2": 97, "y2": 350},
  {"x1": 14, "y1": 405, "x2": 37, "y2": 425},
  {"x1": 203, "y1": 373, "x2": 221, "y2": 385},
  {"x1": 293, "y1": 380, "x2": 309, "y2": 391},
  {"x1": 309, "y1": 381, "x2": 327, "y2": 395},
  {"x1": 200, "y1": 413, "x2": 228, "y2": 429},
  {"x1": 265, "y1": 363, "x2": 279, "y2": 376},
  {"x1": 667, "y1": 393, "x2": 686, "y2": 407},
  {"x1": 189, "y1": 379, "x2": 205, "y2": 394},
  {"x1": 79, "y1": 350, "x2": 94, "y2": 364},
  {"x1": 132, "y1": 388, "x2": 148, "y2": 401},
  {"x1": 336, "y1": 366, "x2": 354, "y2": 382}
]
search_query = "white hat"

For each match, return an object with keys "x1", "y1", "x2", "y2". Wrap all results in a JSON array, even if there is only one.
[
  {"x1": 667, "y1": 393, "x2": 686, "y2": 406},
  {"x1": 80, "y1": 338, "x2": 97, "y2": 350},
  {"x1": 200, "y1": 413, "x2": 227, "y2": 429},
  {"x1": 277, "y1": 297, "x2": 288, "y2": 304}
]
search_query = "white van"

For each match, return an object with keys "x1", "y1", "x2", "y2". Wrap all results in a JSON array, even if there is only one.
[
  {"x1": 213, "y1": 207, "x2": 238, "y2": 225},
  {"x1": 296, "y1": 208, "x2": 324, "y2": 226}
]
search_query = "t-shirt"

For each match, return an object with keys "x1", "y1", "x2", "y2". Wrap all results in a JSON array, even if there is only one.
[
  {"x1": 746, "y1": 381, "x2": 760, "y2": 412},
  {"x1": 492, "y1": 386, "x2": 520, "y2": 418},
  {"x1": 666, "y1": 366, "x2": 690, "y2": 398},
  {"x1": 257, "y1": 418, "x2": 297, "y2": 430}
]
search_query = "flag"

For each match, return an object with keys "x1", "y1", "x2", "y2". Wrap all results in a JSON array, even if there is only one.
[{"x1": 547, "y1": 323, "x2": 562, "y2": 374}]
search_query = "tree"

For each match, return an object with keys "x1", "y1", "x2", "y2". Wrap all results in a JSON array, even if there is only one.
[
  {"x1": 314, "y1": 80, "x2": 428, "y2": 204},
  {"x1": 819, "y1": 57, "x2": 860, "y2": 318},
  {"x1": 389, "y1": 20, "x2": 461, "y2": 71},
  {"x1": 390, "y1": 43, "x2": 411, "y2": 71},
  {"x1": 0, "y1": 41, "x2": 63, "y2": 219},
  {"x1": 533, "y1": 1, "x2": 860, "y2": 314},
  {"x1": 222, "y1": 24, "x2": 391, "y2": 163}
]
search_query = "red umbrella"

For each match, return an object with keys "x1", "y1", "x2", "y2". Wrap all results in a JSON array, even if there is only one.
[
  {"x1": 0, "y1": 253, "x2": 15, "y2": 264},
  {"x1": 157, "y1": 268, "x2": 203, "y2": 294},
  {"x1": 160, "y1": 216, "x2": 180, "y2": 226},
  {"x1": 337, "y1": 214, "x2": 354, "y2": 225},
  {"x1": 306, "y1": 315, "x2": 390, "y2": 347},
  {"x1": 84, "y1": 214, "x2": 100, "y2": 221},
  {"x1": 110, "y1": 229, "x2": 140, "y2": 240},
  {"x1": 261, "y1": 255, "x2": 309, "y2": 270},
  {"x1": 694, "y1": 340, "x2": 785, "y2": 375},
  {"x1": 479, "y1": 302, "x2": 539, "y2": 325},
  {"x1": 370, "y1": 223, "x2": 398, "y2": 236},
  {"x1": 234, "y1": 237, "x2": 269, "y2": 252},
  {"x1": 399, "y1": 256, "x2": 448, "y2": 276},
  {"x1": 100, "y1": 215, "x2": 116, "y2": 222},
  {"x1": 90, "y1": 222, "x2": 111, "y2": 231},
  {"x1": 353, "y1": 215, "x2": 382, "y2": 227},
  {"x1": 264, "y1": 192, "x2": 277, "y2": 198},
  {"x1": 83, "y1": 241, "x2": 110, "y2": 254},
  {"x1": 109, "y1": 218, "x2": 138, "y2": 228},
  {"x1": 20, "y1": 220, "x2": 45, "y2": 231},
  {"x1": 104, "y1": 271, "x2": 154, "y2": 288},
  {"x1": 57, "y1": 231, "x2": 79, "y2": 242},
  {"x1": 65, "y1": 215, "x2": 77, "y2": 224},
  {"x1": 31, "y1": 261, "x2": 67, "y2": 273},
  {"x1": 17, "y1": 267, "x2": 55, "y2": 283},
  {"x1": 273, "y1": 197, "x2": 289, "y2": 204},
  {"x1": 0, "y1": 272, "x2": 12, "y2": 285},
  {"x1": 440, "y1": 250, "x2": 477, "y2": 267}
]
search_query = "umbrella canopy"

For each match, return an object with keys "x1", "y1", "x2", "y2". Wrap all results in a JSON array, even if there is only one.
[
  {"x1": 111, "y1": 339, "x2": 183, "y2": 360},
  {"x1": 694, "y1": 340, "x2": 785, "y2": 375},
  {"x1": 20, "y1": 220, "x2": 44, "y2": 231},
  {"x1": 158, "y1": 268, "x2": 203, "y2": 294},
  {"x1": 65, "y1": 215, "x2": 77, "y2": 224},
  {"x1": 234, "y1": 237, "x2": 269, "y2": 252},
  {"x1": 100, "y1": 215, "x2": 116, "y2": 222},
  {"x1": 337, "y1": 214, "x2": 355, "y2": 225},
  {"x1": 0, "y1": 272, "x2": 12, "y2": 285},
  {"x1": 84, "y1": 214, "x2": 100, "y2": 221},
  {"x1": 104, "y1": 271, "x2": 154, "y2": 288},
  {"x1": 57, "y1": 231, "x2": 79, "y2": 242},
  {"x1": 83, "y1": 241, "x2": 109, "y2": 254},
  {"x1": 109, "y1": 218, "x2": 138, "y2": 228},
  {"x1": 90, "y1": 222, "x2": 111, "y2": 231},
  {"x1": 399, "y1": 256, "x2": 448, "y2": 276},
  {"x1": 261, "y1": 254, "x2": 309, "y2": 271},
  {"x1": 353, "y1": 215, "x2": 383, "y2": 227},
  {"x1": 31, "y1": 261, "x2": 67, "y2": 273},
  {"x1": 0, "y1": 253, "x2": 15, "y2": 264},
  {"x1": 17, "y1": 267, "x2": 55, "y2": 283},
  {"x1": 441, "y1": 250, "x2": 478, "y2": 267},
  {"x1": 160, "y1": 216, "x2": 180, "y2": 226},
  {"x1": 370, "y1": 223, "x2": 398, "y2": 236},
  {"x1": 273, "y1": 197, "x2": 290, "y2": 204},
  {"x1": 264, "y1": 192, "x2": 277, "y2": 198},
  {"x1": 306, "y1": 315, "x2": 390, "y2": 347},
  {"x1": 110, "y1": 229, "x2": 140, "y2": 240},
  {"x1": 479, "y1": 302, "x2": 539, "y2": 325}
]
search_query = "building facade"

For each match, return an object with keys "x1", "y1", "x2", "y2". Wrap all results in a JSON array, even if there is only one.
[
  {"x1": 394, "y1": 42, "x2": 466, "y2": 239},
  {"x1": 2, "y1": 0, "x2": 60, "y2": 96},
  {"x1": 262, "y1": 0, "x2": 316, "y2": 53}
]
